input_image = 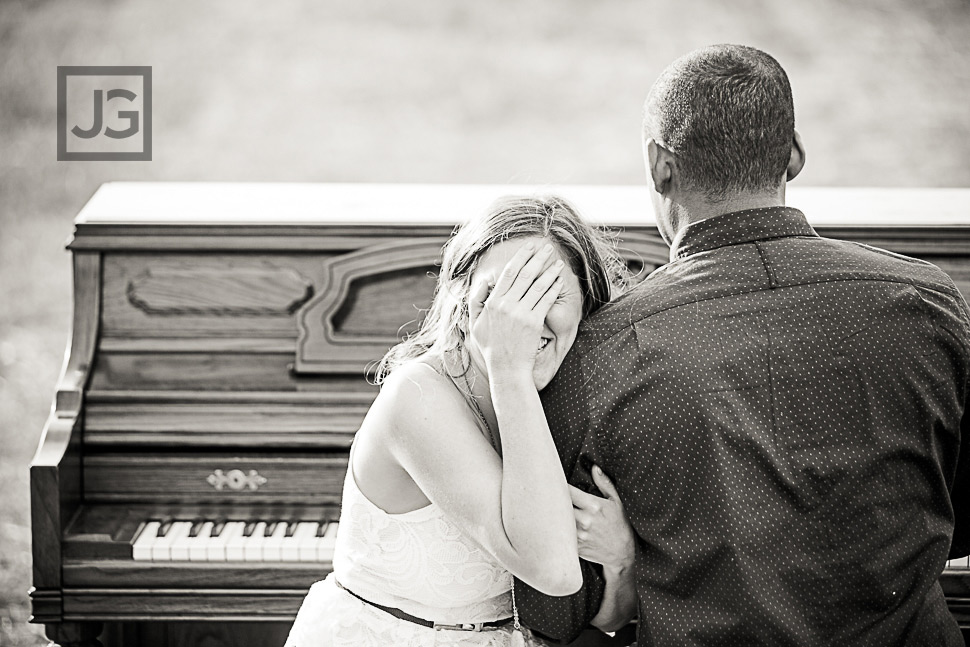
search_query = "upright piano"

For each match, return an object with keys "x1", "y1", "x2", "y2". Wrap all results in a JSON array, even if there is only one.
[{"x1": 29, "y1": 183, "x2": 970, "y2": 647}]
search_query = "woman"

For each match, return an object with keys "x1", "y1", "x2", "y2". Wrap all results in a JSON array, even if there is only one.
[{"x1": 285, "y1": 195, "x2": 636, "y2": 647}]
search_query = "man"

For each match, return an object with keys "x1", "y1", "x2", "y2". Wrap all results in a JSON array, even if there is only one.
[{"x1": 516, "y1": 44, "x2": 970, "y2": 646}]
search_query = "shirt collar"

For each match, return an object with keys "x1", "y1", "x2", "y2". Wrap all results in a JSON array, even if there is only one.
[{"x1": 670, "y1": 206, "x2": 817, "y2": 262}]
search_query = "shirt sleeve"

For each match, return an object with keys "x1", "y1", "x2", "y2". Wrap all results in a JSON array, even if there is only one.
[
  {"x1": 512, "y1": 332, "x2": 608, "y2": 643},
  {"x1": 513, "y1": 561, "x2": 606, "y2": 644},
  {"x1": 946, "y1": 287, "x2": 970, "y2": 559},
  {"x1": 952, "y1": 404, "x2": 970, "y2": 559}
]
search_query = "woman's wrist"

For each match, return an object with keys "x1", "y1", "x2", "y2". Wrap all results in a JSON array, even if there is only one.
[{"x1": 486, "y1": 364, "x2": 535, "y2": 389}]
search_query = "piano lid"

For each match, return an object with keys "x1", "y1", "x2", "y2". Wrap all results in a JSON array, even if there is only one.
[{"x1": 68, "y1": 183, "x2": 970, "y2": 251}]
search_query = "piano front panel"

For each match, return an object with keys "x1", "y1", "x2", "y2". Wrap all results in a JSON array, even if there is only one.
[{"x1": 81, "y1": 453, "x2": 347, "y2": 505}]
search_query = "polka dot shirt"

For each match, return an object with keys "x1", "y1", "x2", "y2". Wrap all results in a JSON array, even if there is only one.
[{"x1": 514, "y1": 207, "x2": 970, "y2": 647}]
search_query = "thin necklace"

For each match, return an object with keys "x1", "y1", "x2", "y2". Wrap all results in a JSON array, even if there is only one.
[{"x1": 461, "y1": 369, "x2": 501, "y2": 456}]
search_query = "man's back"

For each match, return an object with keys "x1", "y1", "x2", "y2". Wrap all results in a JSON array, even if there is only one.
[{"x1": 530, "y1": 207, "x2": 970, "y2": 646}]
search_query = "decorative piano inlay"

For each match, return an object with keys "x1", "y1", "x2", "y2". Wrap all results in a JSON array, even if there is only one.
[
  {"x1": 206, "y1": 468, "x2": 268, "y2": 492},
  {"x1": 131, "y1": 518, "x2": 340, "y2": 562}
]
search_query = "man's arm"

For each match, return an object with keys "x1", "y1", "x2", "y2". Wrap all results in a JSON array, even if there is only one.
[
  {"x1": 945, "y1": 284, "x2": 970, "y2": 559},
  {"x1": 515, "y1": 561, "x2": 606, "y2": 644},
  {"x1": 950, "y1": 387, "x2": 970, "y2": 558}
]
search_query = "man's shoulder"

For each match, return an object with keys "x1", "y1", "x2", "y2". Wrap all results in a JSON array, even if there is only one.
[
  {"x1": 575, "y1": 266, "x2": 691, "y2": 348},
  {"x1": 804, "y1": 235, "x2": 964, "y2": 298}
]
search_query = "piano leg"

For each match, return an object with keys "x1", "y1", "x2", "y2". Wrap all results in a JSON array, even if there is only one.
[{"x1": 44, "y1": 622, "x2": 105, "y2": 647}]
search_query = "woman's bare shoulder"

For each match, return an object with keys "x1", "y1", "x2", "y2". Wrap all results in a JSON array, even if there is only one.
[{"x1": 376, "y1": 358, "x2": 469, "y2": 435}]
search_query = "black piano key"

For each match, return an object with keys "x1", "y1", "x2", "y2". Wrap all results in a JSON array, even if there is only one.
[
  {"x1": 316, "y1": 521, "x2": 329, "y2": 537},
  {"x1": 265, "y1": 521, "x2": 279, "y2": 537},
  {"x1": 188, "y1": 519, "x2": 206, "y2": 538},
  {"x1": 210, "y1": 519, "x2": 227, "y2": 538},
  {"x1": 285, "y1": 521, "x2": 299, "y2": 537},
  {"x1": 243, "y1": 521, "x2": 259, "y2": 537},
  {"x1": 156, "y1": 519, "x2": 174, "y2": 538}
]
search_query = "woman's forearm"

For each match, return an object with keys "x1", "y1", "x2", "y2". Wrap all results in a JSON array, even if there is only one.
[{"x1": 491, "y1": 371, "x2": 582, "y2": 595}]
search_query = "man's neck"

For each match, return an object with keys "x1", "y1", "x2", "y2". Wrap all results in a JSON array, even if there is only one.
[{"x1": 681, "y1": 188, "x2": 786, "y2": 226}]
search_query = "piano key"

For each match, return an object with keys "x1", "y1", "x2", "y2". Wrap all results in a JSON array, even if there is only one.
[
  {"x1": 169, "y1": 521, "x2": 196, "y2": 561},
  {"x1": 316, "y1": 520, "x2": 329, "y2": 537},
  {"x1": 243, "y1": 522, "x2": 268, "y2": 561},
  {"x1": 156, "y1": 519, "x2": 174, "y2": 538},
  {"x1": 243, "y1": 521, "x2": 259, "y2": 538},
  {"x1": 265, "y1": 521, "x2": 279, "y2": 537},
  {"x1": 294, "y1": 522, "x2": 320, "y2": 562},
  {"x1": 132, "y1": 521, "x2": 160, "y2": 561},
  {"x1": 282, "y1": 522, "x2": 313, "y2": 562},
  {"x1": 210, "y1": 519, "x2": 227, "y2": 538},
  {"x1": 262, "y1": 521, "x2": 288, "y2": 561},
  {"x1": 188, "y1": 519, "x2": 206, "y2": 538},
  {"x1": 317, "y1": 521, "x2": 339, "y2": 562},
  {"x1": 151, "y1": 521, "x2": 191, "y2": 561},
  {"x1": 188, "y1": 521, "x2": 215, "y2": 561},
  {"x1": 207, "y1": 521, "x2": 244, "y2": 562},
  {"x1": 225, "y1": 521, "x2": 250, "y2": 561},
  {"x1": 285, "y1": 521, "x2": 299, "y2": 537}
]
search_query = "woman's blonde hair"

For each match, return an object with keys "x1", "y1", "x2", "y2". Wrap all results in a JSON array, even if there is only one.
[{"x1": 373, "y1": 194, "x2": 630, "y2": 383}]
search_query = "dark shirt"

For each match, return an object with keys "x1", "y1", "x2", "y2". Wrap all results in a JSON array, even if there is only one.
[{"x1": 516, "y1": 207, "x2": 970, "y2": 646}]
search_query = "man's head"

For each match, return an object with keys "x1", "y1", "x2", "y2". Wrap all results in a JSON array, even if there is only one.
[{"x1": 642, "y1": 44, "x2": 805, "y2": 242}]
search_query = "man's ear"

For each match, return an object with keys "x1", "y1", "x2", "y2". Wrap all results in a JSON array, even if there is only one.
[
  {"x1": 786, "y1": 130, "x2": 806, "y2": 181},
  {"x1": 646, "y1": 138, "x2": 674, "y2": 194}
]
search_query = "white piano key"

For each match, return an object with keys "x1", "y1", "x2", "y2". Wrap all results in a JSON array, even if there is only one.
[
  {"x1": 152, "y1": 521, "x2": 191, "y2": 561},
  {"x1": 281, "y1": 522, "x2": 309, "y2": 562},
  {"x1": 132, "y1": 521, "x2": 160, "y2": 561},
  {"x1": 187, "y1": 521, "x2": 215, "y2": 562},
  {"x1": 294, "y1": 522, "x2": 320, "y2": 562},
  {"x1": 243, "y1": 522, "x2": 268, "y2": 562},
  {"x1": 262, "y1": 522, "x2": 288, "y2": 561},
  {"x1": 169, "y1": 522, "x2": 198, "y2": 561},
  {"x1": 317, "y1": 521, "x2": 339, "y2": 563},
  {"x1": 225, "y1": 522, "x2": 251, "y2": 561},
  {"x1": 208, "y1": 521, "x2": 244, "y2": 562}
]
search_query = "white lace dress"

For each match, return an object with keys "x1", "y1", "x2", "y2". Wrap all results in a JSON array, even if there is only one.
[{"x1": 284, "y1": 447, "x2": 542, "y2": 646}]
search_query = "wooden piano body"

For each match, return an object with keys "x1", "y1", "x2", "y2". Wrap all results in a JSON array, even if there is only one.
[{"x1": 29, "y1": 183, "x2": 970, "y2": 647}]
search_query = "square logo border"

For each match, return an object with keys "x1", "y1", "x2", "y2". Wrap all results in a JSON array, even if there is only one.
[{"x1": 57, "y1": 65, "x2": 152, "y2": 161}]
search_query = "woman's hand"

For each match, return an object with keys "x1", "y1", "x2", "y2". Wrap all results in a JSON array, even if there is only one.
[
  {"x1": 570, "y1": 465, "x2": 635, "y2": 570},
  {"x1": 469, "y1": 241, "x2": 563, "y2": 379}
]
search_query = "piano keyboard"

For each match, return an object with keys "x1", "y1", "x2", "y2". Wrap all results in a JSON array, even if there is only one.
[
  {"x1": 132, "y1": 519, "x2": 340, "y2": 562},
  {"x1": 947, "y1": 557, "x2": 970, "y2": 570}
]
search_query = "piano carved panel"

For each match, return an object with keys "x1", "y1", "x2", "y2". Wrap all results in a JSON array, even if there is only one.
[
  {"x1": 99, "y1": 253, "x2": 339, "y2": 351},
  {"x1": 294, "y1": 234, "x2": 669, "y2": 374},
  {"x1": 126, "y1": 267, "x2": 314, "y2": 316},
  {"x1": 295, "y1": 238, "x2": 446, "y2": 374}
]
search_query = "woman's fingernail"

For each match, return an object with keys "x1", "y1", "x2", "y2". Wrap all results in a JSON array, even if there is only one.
[
  {"x1": 524, "y1": 241, "x2": 535, "y2": 250},
  {"x1": 593, "y1": 465, "x2": 602, "y2": 474},
  {"x1": 555, "y1": 260, "x2": 565, "y2": 268},
  {"x1": 543, "y1": 243, "x2": 554, "y2": 253}
]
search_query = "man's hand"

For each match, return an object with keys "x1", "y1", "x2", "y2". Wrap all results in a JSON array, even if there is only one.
[{"x1": 570, "y1": 465, "x2": 635, "y2": 571}]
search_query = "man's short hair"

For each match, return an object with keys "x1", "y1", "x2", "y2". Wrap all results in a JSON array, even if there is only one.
[{"x1": 643, "y1": 44, "x2": 795, "y2": 201}]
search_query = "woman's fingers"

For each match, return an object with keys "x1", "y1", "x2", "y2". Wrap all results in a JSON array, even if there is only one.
[
  {"x1": 591, "y1": 465, "x2": 622, "y2": 505},
  {"x1": 522, "y1": 261, "x2": 564, "y2": 311},
  {"x1": 503, "y1": 243, "x2": 556, "y2": 302},
  {"x1": 490, "y1": 241, "x2": 537, "y2": 298},
  {"x1": 468, "y1": 275, "x2": 493, "y2": 323}
]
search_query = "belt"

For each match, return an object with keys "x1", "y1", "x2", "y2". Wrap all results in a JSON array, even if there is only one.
[{"x1": 334, "y1": 579, "x2": 513, "y2": 632}]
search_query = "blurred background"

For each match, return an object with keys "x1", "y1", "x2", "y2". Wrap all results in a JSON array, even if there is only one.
[{"x1": 2, "y1": 0, "x2": 969, "y2": 644}]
